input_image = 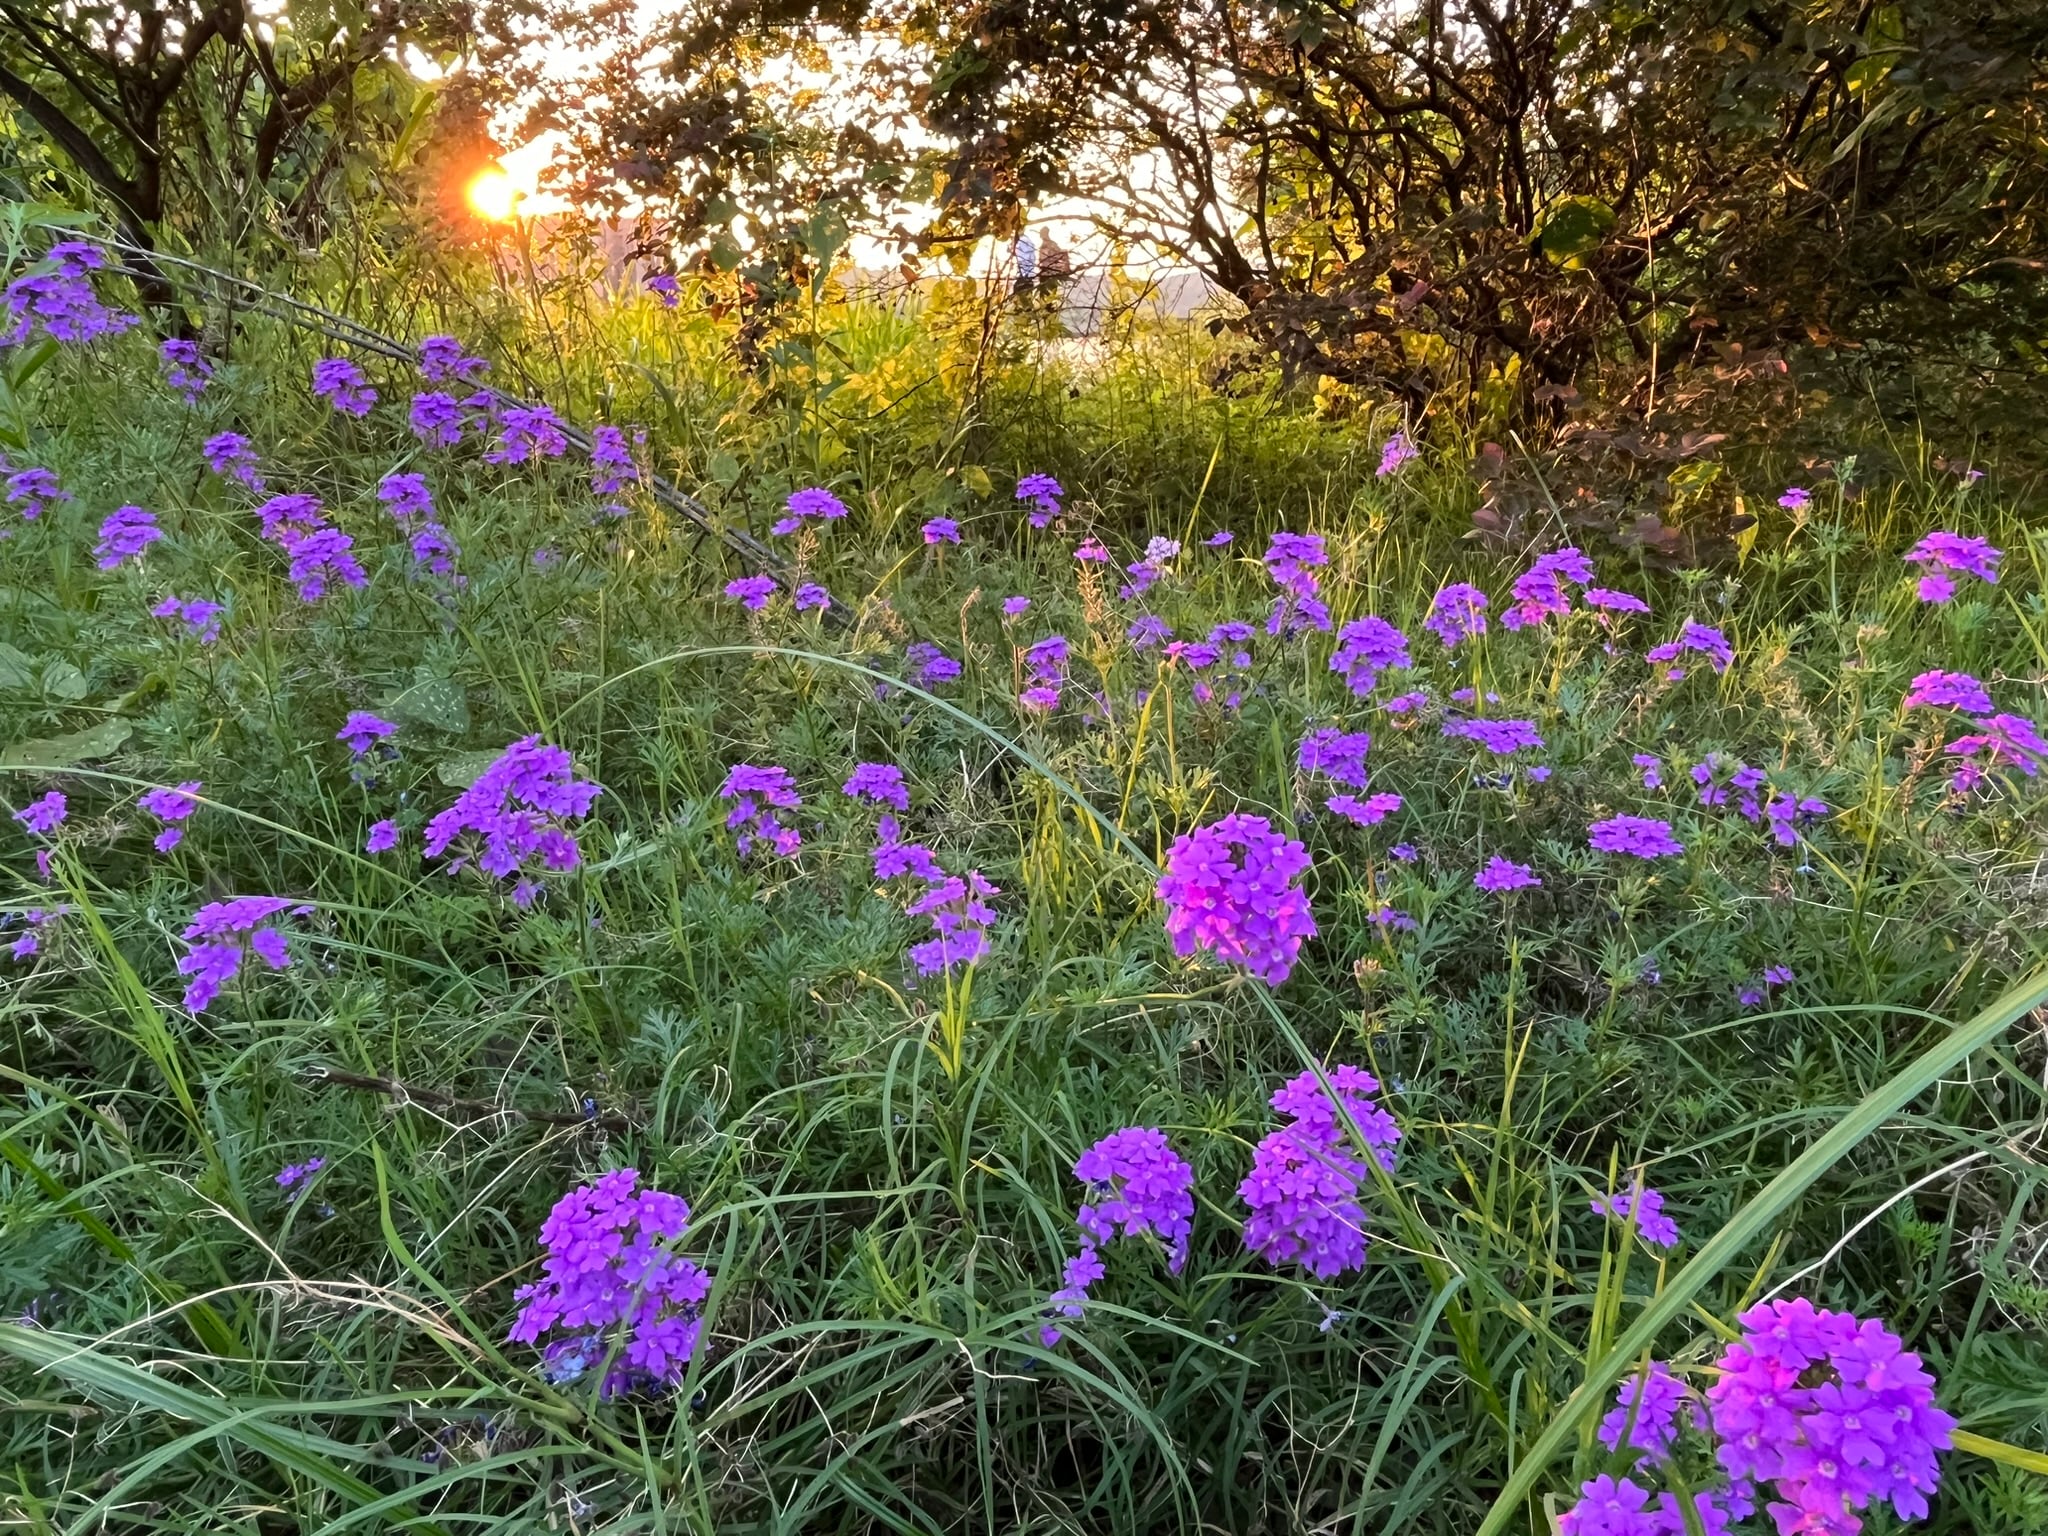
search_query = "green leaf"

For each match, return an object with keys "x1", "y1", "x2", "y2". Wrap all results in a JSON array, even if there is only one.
[
  {"x1": 1474, "y1": 961, "x2": 2048, "y2": 1536},
  {"x1": 383, "y1": 676, "x2": 468, "y2": 733},
  {"x1": 40, "y1": 659, "x2": 88, "y2": 701},
  {"x1": 0, "y1": 641, "x2": 34, "y2": 689},
  {"x1": 1536, "y1": 196, "x2": 1617, "y2": 265},
  {"x1": 1, "y1": 719, "x2": 131, "y2": 767},
  {"x1": 436, "y1": 749, "x2": 501, "y2": 789}
]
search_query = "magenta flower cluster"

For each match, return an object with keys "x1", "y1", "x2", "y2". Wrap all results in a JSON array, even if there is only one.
[
  {"x1": 1017, "y1": 473, "x2": 1063, "y2": 527},
  {"x1": 311, "y1": 357, "x2": 376, "y2": 416},
  {"x1": 203, "y1": 432, "x2": 265, "y2": 491},
  {"x1": 94, "y1": 506, "x2": 162, "y2": 569},
  {"x1": 1041, "y1": 1127, "x2": 1195, "y2": 1346},
  {"x1": 1591, "y1": 1180, "x2": 1681, "y2": 1248},
  {"x1": 869, "y1": 813, "x2": 998, "y2": 973},
  {"x1": 1329, "y1": 616, "x2": 1411, "y2": 696},
  {"x1": 179, "y1": 895, "x2": 311, "y2": 1011},
  {"x1": 1239, "y1": 1065, "x2": 1399, "y2": 1279},
  {"x1": 151, "y1": 595, "x2": 223, "y2": 643},
  {"x1": 1425, "y1": 583, "x2": 1488, "y2": 648},
  {"x1": 1503, "y1": 546, "x2": 1594, "y2": 628},
  {"x1": 1443, "y1": 716, "x2": 1544, "y2": 754},
  {"x1": 1905, "y1": 530, "x2": 1999, "y2": 604},
  {"x1": 508, "y1": 1169, "x2": 714, "y2": 1397},
  {"x1": 422, "y1": 737, "x2": 602, "y2": 905},
  {"x1": 1645, "y1": 620, "x2": 1735, "y2": 678},
  {"x1": 139, "y1": 781, "x2": 203, "y2": 853},
  {"x1": 159, "y1": 338, "x2": 213, "y2": 402},
  {"x1": 1157, "y1": 813, "x2": 1317, "y2": 986},
  {"x1": 1589, "y1": 815, "x2": 1685, "y2": 859},
  {"x1": 718, "y1": 764, "x2": 803, "y2": 859}
]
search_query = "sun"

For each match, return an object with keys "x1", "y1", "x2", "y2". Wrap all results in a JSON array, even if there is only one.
[{"x1": 466, "y1": 165, "x2": 522, "y2": 222}]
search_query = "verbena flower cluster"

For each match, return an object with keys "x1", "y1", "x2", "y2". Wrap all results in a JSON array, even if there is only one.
[
  {"x1": 1017, "y1": 472, "x2": 1063, "y2": 526},
  {"x1": 1591, "y1": 1180, "x2": 1681, "y2": 1248},
  {"x1": 1425, "y1": 582, "x2": 1488, "y2": 648},
  {"x1": 311, "y1": 357, "x2": 376, "y2": 416},
  {"x1": 151, "y1": 594, "x2": 224, "y2": 643},
  {"x1": 1645, "y1": 620, "x2": 1735, "y2": 678},
  {"x1": 1503, "y1": 546, "x2": 1594, "y2": 628},
  {"x1": 1041, "y1": 1127, "x2": 1195, "y2": 1346},
  {"x1": 1157, "y1": 813, "x2": 1316, "y2": 985},
  {"x1": 159, "y1": 338, "x2": 212, "y2": 402},
  {"x1": 867, "y1": 812, "x2": 999, "y2": 974},
  {"x1": 1329, "y1": 616, "x2": 1411, "y2": 696},
  {"x1": 423, "y1": 737, "x2": 603, "y2": 905},
  {"x1": 508, "y1": 1169, "x2": 714, "y2": 1397},
  {"x1": 718, "y1": 764, "x2": 803, "y2": 859},
  {"x1": 1239, "y1": 1064, "x2": 1399, "y2": 1278},
  {"x1": 138, "y1": 781, "x2": 203, "y2": 853},
  {"x1": 179, "y1": 895, "x2": 311, "y2": 1011},
  {"x1": 1904, "y1": 530, "x2": 1999, "y2": 604},
  {"x1": 94, "y1": 505, "x2": 162, "y2": 569},
  {"x1": 3, "y1": 242, "x2": 137, "y2": 345}
]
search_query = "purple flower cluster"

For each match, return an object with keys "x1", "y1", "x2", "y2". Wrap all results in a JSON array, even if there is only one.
[
  {"x1": 13, "y1": 790, "x2": 65, "y2": 836},
  {"x1": 1591, "y1": 1181, "x2": 1681, "y2": 1248},
  {"x1": 409, "y1": 391, "x2": 466, "y2": 447},
  {"x1": 1121, "y1": 536, "x2": 1180, "y2": 600},
  {"x1": 1425, "y1": 583, "x2": 1489, "y2": 648},
  {"x1": 489, "y1": 404, "x2": 569, "y2": 464},
  {"x1": 7, "y1": 906, "x2": 66, "y2": 961},
  {"x1": 646, "y1": 272, "x2": 680, "y2": 307},
  {"x1": 1042, "y1": 1127, "x2": 1195, "y2": 1346},
  {"x1": 1128, "y1": 614, "x2": 1172, "y2": 649},
  {"x1": 250, "y1": 492, "x2": 366, "y2": 602},
  {"x1": 366, "y1": 819, "x2": 400, "y2": 854},
  {"x1": 872, "y1": 814, "x2": 998, "y2": 974},
  {"x1": 1599, "y1": 1360, "x2": 1694, "y2": 1463},
  {"x1": 1017, "y1": 473, "x2": 1063, "y2": 527},
  {"x1": 906, "y1": 639, "x2": 963, "y2": 690},
  {"x1": 1474, "y1": 855, "x2": 1540, "y2": 892},
  {"x1": 1708, "y1": 1298, "x2": 1954, "y2": 1531},
  {"x1": 1074, "y1": 536, "x2": 1111, "y2": 564},
  {"x1": 311, "y1": 357, "x2": 376, "y2": 416},
  {"x1": 1584, "y1": 587, "x2": 1651, "y2": 616},
  {"x1": 378, "y1": 472, "x2": 435, "y2": 523},
  {"x1": 1020, "y1": 634, "x2": 1067, "y2": 712},
  {"x1": 337, "y1": 711, "x2": 398, "y2": 758},
  {"x1": 1240, "y1": 1065, "x2": 1398, "y2": 1279},
  {"x1": 1443, "y1": 716, "x2": 1544, "y2": 755},
  {"x1": 1903, "y1": 670, "x2": 1993, "y2": 714},
  {"x1": 1326, "y1": 792, "x2": 1403, "y2": 825},
  {"x1": 508, "y1": 1169, "x2": 714, "y2": 1397},
  {"x1": 1905, "y1": 530, "x2": 2000, "y2": 604},
  {"x1": 773, "y1": 486, "x2": 849, "y2": 538},
  {"x1": 589, "y1": 425, "x2": 639, "y2": 496},
  {"x1": 179, "y1": 895, "x2": 311, "y2": 1011},
  {"x1": 843, "y1": 762, "x2": 910, "y2": 812},
  {"x1": 159, "y1": 338, "x2": 212, "y2": 402},
  {"x1": 1297, "y1": 726, "x2": 1371, "y2": 789},
  {"x1": 138, "y1": 781, "x2": 202, "y2": 852},
  {"x1": 718, "y1": 764, "x2": 802, "y2": 859},
  {"x1": 1589, "y1": 815, "x2": 1685, "y2": 859},
  {"x1": 1263, "y1": 531, "x2": 1333, "y2": 636},
  {"x1": 94, "y1": 506, "x2": 162, "y2": 569},
  {"x1": 793, "y1": 582, "x2": 831, "y2": 612},
  {"x1": 276, "y1": 1157, "x2": 325, "y2": 1196},
  {"x1": 725, "y1": 575, "x2": 776, "y2": 611},
  {"x1": 3, "y1": 245, "x2": 137, "y2": 346},
  {"x1": 922, "y1": 517, "x2": 961, "y2": 545},
  {"x1": 1157, "y1": 813, "x2": 1316, "y2": 986},
  {"x1": 1947, "y1": 712, "x2": 2048, "y2": 790},
  {"x1": 422, "y1": 737, "x2": 602, "y2": 904},
  {"x1": 4, "y1": 466, "x2": 69, "y2": 528},
  {"x1": 149, "y1": 596, "x2": 223, "y2": 643},
  {"x1": 419, "y1": 335, "x2": 488, "y2": 384},
  {"x1": 1646, "y1": 620, "x2": 1735, "y2": 678},
  {"x1": 1329, "y1": 616, "x2": 1412, "y2": 696},
  {"x1": 1503, "y1": 546, "x2": 1593, "y2": 629},
  {"x1": 1739, "y1": 963, "x2": 1795, "y2": 1008},
  {"x1": 203, "y1": 432, "x2": 265, "y2": 492},
  {"x1": 1376, "y1": 431, "x2": 1417, "y2": 477}
]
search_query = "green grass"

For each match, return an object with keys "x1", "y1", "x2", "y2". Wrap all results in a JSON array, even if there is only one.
[{"x1": 2, "y1": 214, "x2": 2048, "y2": 1534}]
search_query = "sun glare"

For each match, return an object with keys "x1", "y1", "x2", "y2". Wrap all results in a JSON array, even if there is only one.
[{"x1": 467, "y1": 166, "x2": 522, "y2": 222}]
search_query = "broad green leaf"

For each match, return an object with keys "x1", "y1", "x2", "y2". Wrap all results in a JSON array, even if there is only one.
[
  {"x1": 384, "y1": 675, "x2": 469, "y2": 732},
  {"x1": 1, "y1": 718, "x2": 131, "y2": 766},
  {"x1": 41, "y1": 659, "x2": 88, "y2": 700},
  {"x1": 0, "y1": 641, "x2": 34, "y2": 689},
  {"x1": 1537, "y1": 196, "x2": 1617, "y2": 265},
  {"x1": 436, "y1": 749, "x2": 500, "y2": 788}
]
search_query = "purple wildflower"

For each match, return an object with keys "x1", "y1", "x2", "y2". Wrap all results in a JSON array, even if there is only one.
[
  {"x1": 1779, "y1": 486, "x2": 1811, "y2": 511},
  {"x1": 1948, "y1": 713, "x2": 2048, "y2": 779},
  {"x1": 646, "y1": 272, "x2": 681, "y2": 307},
  {"x1": 1074, "y1": 537, "x2": 1111, "y2": 563},
  {"x1": 311, "y1": 357, "x2": 376, "y2": 416},
  {"x1": 1502, "y1": 546, "x2": 1593, "y2": 628},
  {"x1": 276, "y1": 1157, "x2": 325, "y2": 1195},
  {"x1": 94, "y1": 506, "x2": 162, "y2": 569},
  {"x1": 178, "y1": 896, "x2": 310, "y2": 1011},
  {"x1": 1474, "y1": 856, "x2": 1541, "y2": 892},
  {"x1": 1598, "y1": 1361, "x2": 1694, "y2": 1463},
  {"x1": 337, "y1": 712, "x2": 398, "y2": 757},
  {"x1": 719, "y1": 763, "x2": 803, "y2": 860},
  {"x1": 905, "y1": 869, "x2": 999, "y2": 973},
  {"x1": 1157, "y1": 813, "x2": 1316, "y2": 986},
  {"x1": 1389, "y1": 842, "x2": 1419, "y2": 862},
  {"x1": 1645, "y1": 620, "x2": 1734, "y2": 676},
  {"x1": 1633, "y1": 753, "x2": 1663, "y2": 789},
  {"x1": 1555, "y1": 1475, "x2": 1661, "y2": 1536},
  {"x1": 907, "y1": 640, "x2": 962, "y2": 688},
  {"x1": 790, "y1": 582, "x2": 829, "y2": 613},
  {"x1": 138, "y1": 781, "x2": 203, "y2": 852},
  {"x1": 7, "y1": 907, "x2": 67, "y2": 961},
  {"x1": 409, "y1": 391, "x2": 465, "y2": 447},
  {"x1": 377, "y1": 472, "x2": 435, "y2": 523},
  {"x1": 422, "y1": 737, "x2": 602, "y2": 901},
  {"x1": 1384, "y1": 690, "x2": 1427, "y2": 715},
  {"x1": 725, "y1": 575, "x2": 776, "y2": 611},
  {"x1": 2, "y1": 263, "x2": 136, "y2": 346},
  {"x1": 13, "y1": 791, "x2": 65, "y2": 836},
  {"x1": 1203, "y1": 530, "x2": 1233, "y2": 547},
  {"x1": 1903, "y1": 670, "x2": 1994, "y2": 715},
  {"x1": 1001, "y1": 596, "x2": 1031, "y2": 620},
  {"x1": 1263, "y1": 530, "x2": 1327, "y2": 600},
  {"x1": 1238, "y1": 1068, "x2": 1396, "y2": 1281},
  {"x1": 1376, "y1": 431, "x2": 1417, "y2": 477},
  {"x1": 589, "y1": 426, "x2": 639, "y2": 495},
  {"x1": 365, "y1": 819, "x2": 400, "y2": 854},
  {"x1": 203, "y1": 432, "x2": 265, "y2": 491},
  {"x1": 4, "y1": 467, "x2": 70, "y2": 525},
  {"x1": 418, "y1": 335, "x2": 488, "y2": 384},
  {"x1": 1072, "y1": 1127, "x2": 1196, "y2": 1273},
  {"x1": 410, "y1": 523, "x2": 459, "y2": 578},
  {"x1": 1040, "y1": 1245, "x2": 1104, "y2": 1348},
  {"x1": 159, "y1": 338, "x2": 213, "y2": 402},
  {"x1": 1591, "y1": 1182, "x2": 1681, "y2": 1248},
  {"x1": 1298, "y1": 727, "x2": 1371, "y2": 790},
  {"x1": 843, "y1": 762, "x2": 910, "y2": 812},
  {"x1": 922, "y1": 517, "x2": 961, "y2": 545},
  {"x1": 1442, "y1": 718, "x2": 1545, "y2": 754},
  {"x1": 1016, "y1": 473, "x2": 1063, "y2": 527},
  {"x1": 150, "y1": 595, "x2": 224, "y2": 643},
  {"x1": 1326, "y1": 792, "x2": 1403, "y2": 825},
  {"x1": 489, "y1": 404, "x2": 569, "y2": 464},
  {"x1": 1424, "y1": 583, "x2": 1488, "y2": 648},
  {"x1": 786, "y1": 486, "x2": 849, "y2": 524},
  {"x1": 1583, "y1": 588, "x2": 1651, "y2": 615},
  {"x1": 508, "y1": 1169, "x2": 714, "y2": 1396},
  {"x1": 1905, "y1": 530, "x2": 2000, "y2": 603},
  {"x1": 1128, "y1": 615, "x2": 1173, "y2": 649},
  {"x1": 281, "y1": 527, "x2": 367, "y2": 603},
  {"x1": 1589, "y1": 815, "x2": 1685, "y2": 859},
  {"x1": 254, "y1": 493, "x2": 327, "y2": 545},
  {"x1": 1330, "y1": 616, "x2": 1412, "y2": 695}
]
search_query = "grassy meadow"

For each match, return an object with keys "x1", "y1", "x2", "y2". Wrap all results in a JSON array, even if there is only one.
[{"x1": 3, "y1": 211, "x2": 2048, "y2": 1535}]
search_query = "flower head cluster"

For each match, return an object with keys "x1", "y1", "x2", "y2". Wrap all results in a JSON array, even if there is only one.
[
  {"x1": 203, "y1": 432, "x2": 265, "y2": 491},
  {"x1": 725, "y1": 574, "x2": 776, "y2": 611},
  {"x1": 1042, "y1": 1128, "x2": 1195, "y2": 1346},
  {"x1": 646, "y1": 272, "x2": 680, "y2": 307},
  {"x1": 1503, "y1": 546, "x2": 1594, "y2": 629},
  {"x1": 1330, "y1": 616, "x2": 1411, "y2": 696},
  {"x1": 1905, "y1": 530, "x2": 2000, "y2": 604},
  {"x1": 337, "y1": 711, "x2": 398, "y2": 759},
  {"x1": 283, "y1": 526, "x2": 369, "y2": 602},
  {"x1": 1239, "y1": 1065, "x2": 1398, "y2": 1279},
  {"x1": 1584, "y1": 587, "x2": 1652, "y2": 616},
  {"x1": 1646, "y1": 620, "x2": 1735, "y2": 678},
  {"x1": 1020, "y1": 633, "x2": 1067, "y2": 712},
  {"x1": 792, "y1": 582, "x2": 830, "y2": 612},
  {"x1": 95, "y1": 506, "x2": 162, "y2": 569},
  {"x1": 1555, "y1": 1475, "x2": 1732, "y2": 1536},
  {"x1": 1017, "y1": 473, "x2": 1063, "y2": 527},
  {"x1": 1592, "y1": 1181, "x2": 1680, "y2": 1248},
  {"x1": 843, "y1": 762, "x2": 910, "y2": 812},
  {"x1": 1298, "y1": 726, "x2": 1371, "y2": 789},
  {"x1": 1443, "y1": 716, "x2": 1544, "y2": 755},
  {"x1": 311, "y1": 357, "x2": 376, "y2": 416},
  {"x1": 1474, "y1": 855, "x2": 1541, "y2": 892},
  {"x1": 13, "y1": 790, "x2": 65, "y2": 837},
  {"x1": 872, "y1": 815, "x2": 997, "y2": 974},
  {"x1": 1377, "y1": 431, "x2": 1417, "y2": 477},
  {"x1": 576, "y1": 423, "x2": 635, "y2": 496},
  {"x1": 1903, "y1": 670, "x2": 1993, "y2": 714},
  {"x1": 1074, "y1": 536, "x2": 1110, "y2": 563},
  {"x1": 782, "y1": 487, "x2": 849, "y2": 534},
  {"x1": 1121, "y1": 536, "x2": 1181, "y2": 600},
  {"x1": 179, "y1": 895, "x2": 311, "y2": 1011},
  {"x1": 276, "y1": 1157, "x2": 325, "y2": 1197},
  {"x1": 409, "y1": 391, "x2": 466, "y2": 447},
  {"x1": 149, "y1": 595, "x2": 223, "y2": 643},
  {"x1": 378, "y1": 472, "x2": 434, "y2": 523},
  {"x1": 419, "y1": 335, "x2": 488, "y2": 384},
  {"x1": 366, "y1": 819, "x2": 400, "y2": 854},
  {"x1": 423, "y1": 737, "x2": 602, "y2": 904},
  {"x1": 718, "y1": 764, "x2": 802, "y2": 859},
  {"x1": 1326, "y1": 791, "x2": 1403, "y2": 825},
  {"x1": 1425, "y1": 583, "x2": 1489, "y2": 648},
  {"x1": 5, "y1": 466, "x2": 70, "y2": 526},
  {"x1": 159, "y1": 338, "x2": 212, "y2": 402},
  {"x1": 1740, "y1": 963, "x2": 1795, "y2": 1008},
  {"x1": 1589, "y1": 815, "x2": 1684, "y2": 860},
  {"x1": 410, "y1": 522, "x2": 460, "y2": 579},
  {"x1": 1708, "y1": 1298, "x2": 1954, "y2": 1532},
  {"x1": 508, "y1": 1169, "x2": 714, "y2": 1397},
  {"x1": 8, "y1": 907, "x2": 67, "y2": 961},
  {"x1": 1128, "y1": 614, "x2": 1173, "y2": 649},
  {"x1": 489, "y1": 404, "x2": 569, "y2": 464},
  {"x1": 1947, "y1": 712, "x2": 2048, "y2": 790},
  {"x1": 1780, "y1": 486, "x2": 1811, "y2": 511},
  {"x1": 922, "y1": 517, "x2": 961, "y2": 545},
  {"x1": 1600, "y1": 1361, "x2": 1695, "y2": 1463},
  {"x1": 139, "y1": 781, "x2": 202, "y2": 852},
  {"x1": 3, "y1": 248, "x2": 137, "y2": 346},
  {"x1": 907, "y1": 640, "x2": 962, "y2": 689},
  {"x1": 1157, "y1": 813, "x2": 1316, "y2": 986},
  {"x1": 1263, "y1": 531, "x2": 1327, "y2": 602}
]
